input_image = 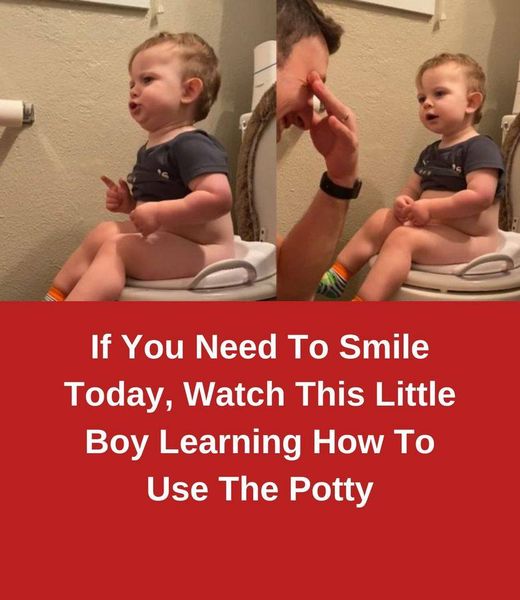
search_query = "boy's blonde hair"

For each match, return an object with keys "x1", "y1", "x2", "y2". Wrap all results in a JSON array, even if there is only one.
[
  {"x1": 416, "y1": 53, "x2": 486, "y2": 124},
  {"x1": 129, "y1": 32, "x2": 221, "y2": 122}
]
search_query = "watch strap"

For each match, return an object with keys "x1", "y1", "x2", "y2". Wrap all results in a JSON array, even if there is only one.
[{"x1": 320, "y1": 172, "x2": 362, "y2": 200}]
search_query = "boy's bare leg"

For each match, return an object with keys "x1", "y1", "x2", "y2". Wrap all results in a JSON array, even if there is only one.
[
  {"x1": 358, "y1": 224, "x2": 499, "y2": 301},
  {"x1": 336, "y1": 208, "x2": 402, "y2": 274},
  {"x1": 53, "y1": 221, "x2": 137, "y2": 295},
  {"x1": 65, "y1": 231, "x2": 234, "y2": 301},
  {"x1": 317, "y1": 208, "x2": 402, "y2": 298}
]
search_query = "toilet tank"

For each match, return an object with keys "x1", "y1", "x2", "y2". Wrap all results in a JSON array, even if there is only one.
[{"x1": 252, "y1": 41, "x2": 276, "y2": 110}]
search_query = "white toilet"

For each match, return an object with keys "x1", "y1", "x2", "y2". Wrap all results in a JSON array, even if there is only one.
[
  {"x1": 387, "y1": 113, "x2": 520, "y2": 301},
  {"x1": 120, "y1": 41, "x2": 277, "y2": 302}
]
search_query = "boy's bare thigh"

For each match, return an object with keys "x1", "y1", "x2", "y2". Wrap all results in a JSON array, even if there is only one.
[
  {"x1": 400, "y1": 223, "x2": 499, "y2": 265},
  {"x1": 114, "y1": 231, "x2": 234, "y2": 281}
]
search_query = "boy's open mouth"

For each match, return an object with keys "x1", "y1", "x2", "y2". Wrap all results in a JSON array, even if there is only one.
[
  {"x1": 426, "y1": 114, "x2": 438, "y2": 121},
  {"x1": 129, "y1": 102, "x2": 139, "y2": 111}
]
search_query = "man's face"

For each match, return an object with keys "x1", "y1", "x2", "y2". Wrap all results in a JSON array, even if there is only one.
[{"x1": 276, "y1": 35, "x2": 329, "y2": 141}]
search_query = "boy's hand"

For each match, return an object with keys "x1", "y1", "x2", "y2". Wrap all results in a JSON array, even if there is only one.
[
  {"x1": 130, "y1": 203, "x2": 161, "y2": 237},
  {"x1": 407, "y1": 201, "x2": 431, "y2": 227},
  {"x1": 393, "y1": 195, "x2": 414, "y2": 223},
  {"x1": 101, "y1": 176, "x2": 133, "y2": 213}
]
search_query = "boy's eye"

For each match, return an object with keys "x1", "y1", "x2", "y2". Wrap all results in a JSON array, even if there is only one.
[
  {"x1": 142, "y1": 76, "x2": 154, "y2": 84},
  {"x1": 417, "y1": 95, "x2": 426, "y2": 104},
  {"x1": 434, "y1": 90, "x2": 446, "y2": 98}
]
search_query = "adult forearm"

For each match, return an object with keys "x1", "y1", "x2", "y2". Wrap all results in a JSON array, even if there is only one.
[{"x1": 277, "y1": 189, "x2": 350, "y2": 300}]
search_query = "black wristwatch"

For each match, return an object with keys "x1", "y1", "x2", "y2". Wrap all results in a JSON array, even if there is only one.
[{"x1": 320, "y1": 171, "x2": 362, "y2": 200}]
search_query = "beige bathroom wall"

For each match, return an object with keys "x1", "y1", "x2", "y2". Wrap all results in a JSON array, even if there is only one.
[
  {"x1": 278, "y1": 0, "x2": 520, "y2": 298},
  {"x1": 0, "y1": 0, "x2": 275, "y2": 300}
]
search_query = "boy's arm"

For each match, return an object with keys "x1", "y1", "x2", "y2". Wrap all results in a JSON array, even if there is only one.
[
  {"x1": 398, "y1": 173, "x2": 422, "y2": 200},
  {"x1": 130, "y1": 173, "x2": 232, "y2": 236},
  {"x1": 409, "y1": 169, "x2": 499, "y2": 225},
  {"x1": 393, "y1": 172, "x2": 422, "y2": 223}
]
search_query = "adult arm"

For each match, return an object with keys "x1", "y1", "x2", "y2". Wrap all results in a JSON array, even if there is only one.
[{"x1": 277, "y1": 72, "x2": 359, "y2": 300}]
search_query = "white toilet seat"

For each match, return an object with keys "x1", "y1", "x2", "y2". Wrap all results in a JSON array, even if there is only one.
[
  {"x1": 384, "y1": 230, "x2": 520, "y2": 299},
  {"x1": 120, "y1": 236, "x2": 276, "y2": 301},
  {"x1": 404, "y1": 230, "x2": 520, "y2": 293}
]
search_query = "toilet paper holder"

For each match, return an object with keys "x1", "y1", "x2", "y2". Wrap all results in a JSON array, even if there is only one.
[
  {"x1": 22, "y1": 102, "x2": 35, "y2": 125},
  {"x1": 0, "y1": 99, "x2": 35, "y2": 127}
]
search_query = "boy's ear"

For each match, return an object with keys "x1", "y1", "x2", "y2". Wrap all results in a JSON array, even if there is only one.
[
  {"x1": 181, "y1": 77, "x2": 204, "y2": 106},
  {"x1": 466, "y1": 91, "x2": 484, "y2": 116}
]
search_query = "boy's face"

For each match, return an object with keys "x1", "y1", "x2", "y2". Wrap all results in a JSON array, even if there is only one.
[
  {"x1": 129, "y1": 44, "x2": 186, "y2": 131},
  {"x1": 416, "y1": 62, "x2": 479, "y2": 136},
  {"x1": 276, "y1": 35, "x2": 329, "y2": 142}
]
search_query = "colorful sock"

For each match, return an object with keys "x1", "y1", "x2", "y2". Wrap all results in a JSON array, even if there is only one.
[
  {"x1": 351, "y1": 294, "x2": 365, "y2": 302},
  {"x1": 45, "y1": 286, "x2": 65, "y2": 302},
  {"x1": 317, "y1": 262, "x2": 350, "y2": 298}
]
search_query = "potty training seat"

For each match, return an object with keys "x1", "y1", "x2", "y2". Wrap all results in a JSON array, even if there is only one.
[
  {"x1": 390, "y1": 230, "x2": 520, "y2": 300},
  {"x1": 121, "y1": 236, "x2": 276, "y2": 301}
]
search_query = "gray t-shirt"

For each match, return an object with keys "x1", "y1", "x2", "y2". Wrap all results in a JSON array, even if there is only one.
[
  {"x1": 414, "y1": 135, "x2": 505, "y2": 198},
  {"x1": 128, "y1": 130, "x2": 229, "y2": 202}
]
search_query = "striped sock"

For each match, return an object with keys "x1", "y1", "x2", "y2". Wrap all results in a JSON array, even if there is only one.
[
  {"x1": 317, "y1": 262, "x2": 350, "y2": 298},
  {"x1": 45, "y1": 286, "x2": 65, "y2": 302}
]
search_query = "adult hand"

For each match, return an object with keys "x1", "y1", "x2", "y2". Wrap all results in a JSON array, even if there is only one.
[
  {"x1": 101, "y1": 176, "x2": 133, "y2": 213},
  {"x1": 308, "y1": 71, "x2": 359, "y2": 185},
  {"x1": 407, "y1": 201, "x2": 431, "y2": 227},
  {"x1": 393, "y1": 195, "x2": 414, "y2": 223},
  {"x1": 129, "y1": 203, "x2": 161, "y2": 237}
]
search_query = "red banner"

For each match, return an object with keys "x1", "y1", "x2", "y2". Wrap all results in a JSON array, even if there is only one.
[{"x1": 1, "y1": 302, "x2": 517, "y2": 597}]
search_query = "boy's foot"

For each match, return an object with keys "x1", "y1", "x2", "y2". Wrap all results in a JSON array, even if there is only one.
[
  {"x1": 316, "y1": 263, "x2": 349, "y2": 298},
  {"x1": 44, "y1": 286, "x2": 65, "y2": 301}
]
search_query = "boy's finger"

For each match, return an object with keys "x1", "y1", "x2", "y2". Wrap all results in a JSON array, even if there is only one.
[
  {"x1": 100, "y1": 175, "x2": 117, "y2": 189},
  {"x1": 119, "y1": 179, "x2": 131, "y2": 196}
]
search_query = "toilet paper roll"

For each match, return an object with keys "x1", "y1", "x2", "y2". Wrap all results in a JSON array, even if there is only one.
[
  {"x1": 0, "y1": 99, "x2": 24, "y2": 127},
  {"x1": 513, "y1": 60, "x2": 520, "y2": 114}
]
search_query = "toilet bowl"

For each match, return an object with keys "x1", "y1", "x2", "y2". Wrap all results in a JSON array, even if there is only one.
[
  {"x1": 386, "y1": 114, "x2": 520, "y2": 301},
  {"x1": 120, "y1": 41, "x2": 277, "y2": 302}
]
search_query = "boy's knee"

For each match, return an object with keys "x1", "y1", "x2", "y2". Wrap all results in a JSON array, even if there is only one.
[
  {"x1": 364, "y1": 208, "x2": 394, "y2": 235},
  {"x1": 383, "y1": 225, "x2": 419, "y2": 251},
  {"x1": 86, "y1": 221, "x2": 114, "y2": 241},
  {"x1": 99, "y1": 233, "x2": 136, "y2": 261},
  {"x1": 84, "y1": 221, "x2": 121, "y2": 249}
]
